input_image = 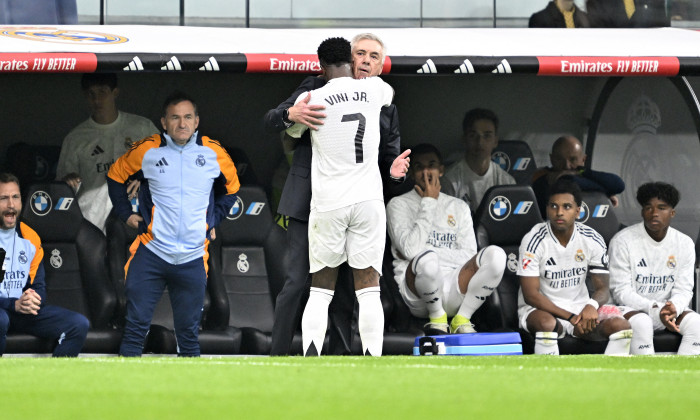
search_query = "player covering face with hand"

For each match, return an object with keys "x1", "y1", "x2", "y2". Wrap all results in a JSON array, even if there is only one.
[{"x1": 387, "y1": 144, "x2": 507, "y2": 336}]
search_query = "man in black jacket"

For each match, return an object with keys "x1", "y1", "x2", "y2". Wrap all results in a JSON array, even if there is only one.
[
  {"x1": 586, "y1": 0, "x2": 669, "y2": 27},
  {"x1": 263, "y1": 33, "x2": 403, "y2": 356},
  {"x1": 529, "y1": 0, "x2": 590, "y2": 28}
]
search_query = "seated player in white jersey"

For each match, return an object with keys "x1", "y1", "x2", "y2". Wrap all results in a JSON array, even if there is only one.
[
  {"x1": 286, "y1": 37, "x2": 410, "y2": 356},
  {"x1": 386, "y1": 143, "x2": 506, "y2": 335},
  {"x1": 609, "y1": 182, "x2": 700, "y2": 355},
  {"x1": 517, "y1": 178, "x2": 632, "y2": 355}
]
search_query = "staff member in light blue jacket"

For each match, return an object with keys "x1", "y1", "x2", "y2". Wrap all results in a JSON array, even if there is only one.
[{"x1": 107, "y1": 91, "x2": 240, "y2": 357}]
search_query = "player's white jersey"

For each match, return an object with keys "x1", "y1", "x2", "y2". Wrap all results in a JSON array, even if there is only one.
[
  {"x1": 609, "y1": 222, "x2": 695, "y2": 315},
  {"x1": 387, "y1": 190, "x2": 477, "y2": 286},
  {"x1": 56, "y1": 111, "x2": 159, "y2": 232},
  {"x1": 517, "y1": 221, "x2": 608, "y2": 312},
  {"x1": 287, "y1": 76, "x2": 394, "y2": 212},
  {"x1": 443, "y1": 159, "x2": 515, "y2": 211}
]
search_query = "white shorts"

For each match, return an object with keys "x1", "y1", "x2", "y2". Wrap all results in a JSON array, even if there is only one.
[
  {"x1": 618, "y1": 305, "x2": 668, "y2": 331},
  {"x1": 399, "y1": 265, "x2": 465, "y2": 318},
  {"x1": 308, "y1": 200, "x2": 385, "y2": 274}
]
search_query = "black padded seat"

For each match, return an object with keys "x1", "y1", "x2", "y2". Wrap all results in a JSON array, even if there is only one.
[{"x1": 491, "y1": 140, "x2": 537, "y2": 186}]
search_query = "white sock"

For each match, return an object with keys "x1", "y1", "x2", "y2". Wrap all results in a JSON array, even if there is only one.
[
  {"x1": 628, "y1": 313, "x2": 654, "y2": 355},
  {"x1": 605, "y1": 329, "x2": 633, "y2": 356},
  {"x1": 534, "y1": 331, "x2": 559, "y2": 355},
  {"x1": 356, "y1": 286, "x2": 384, "y2": 356},
  {"x1": 678, "y1": 312, "x2": 700, "y2": 355},
  {"x1": 412, "y1": 251, "x2": 444, "y2": 320},
  {"x1": 301, "y1": 287, "x2": 333, "y2": 356},
  {"x1": 457, "y1": 246, "x2": 506, "y2": 319}
]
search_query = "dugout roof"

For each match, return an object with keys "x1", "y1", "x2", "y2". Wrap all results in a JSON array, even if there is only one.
[{"x1": 1, "y1": 25, "x2": 700, "y2": 76}]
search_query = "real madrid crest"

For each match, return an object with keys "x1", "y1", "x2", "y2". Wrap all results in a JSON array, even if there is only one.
[
  {"x1": 507, "y1": 253, "x2": 518, "y2": 273},
  {"x1": 196, "y1": 154, "x2": 206, "y2": 167},
  {"x1": 575, "y1": 249, "x2": 585, "y2": 262},
  {"x1": 667, "y1": 255, "x2": 676, "y2": 269},
  {"x1": 237, "y1": 253, "x2": 250, "y2": 273},
  {"x1": 50, "y1": 249, "x2": 63, "y2": 269},
  {"x1": 18, "y1": 251, "x2": 28, "y2": 265},
  {"x1": 447, "y1": 215, "x2": 456, "y2": 227}
]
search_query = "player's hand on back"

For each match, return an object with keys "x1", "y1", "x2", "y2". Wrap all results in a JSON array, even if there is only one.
[{"x1": 289, "y1": 93, "x2": 326, "y2": 130}]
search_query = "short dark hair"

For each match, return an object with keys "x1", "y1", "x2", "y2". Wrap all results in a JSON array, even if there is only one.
[
  {"x1": 548, "y1": 178, "x2": 582, "y2": 207},
  {"x1": 411, "y1": 143, "x2": 442, "y2": 164},
  {"x1": 317, "y1": 37, "x2": 352, "y2": 67},
  {"x1": 162, "y1": 91, "x2": 198, "y2": 117},
  {"x1": 462, "y1": 108, "x2": 499, "y2": 134},
  {"x1": 636, "y1": 182, "x2": 680, "y2": 208},
  {"x1": 0, "y1": 172, "x2": 20, "y2": 188},
  {"x1": 81, "y1": 73, "x2": 117, "y2": 90}
]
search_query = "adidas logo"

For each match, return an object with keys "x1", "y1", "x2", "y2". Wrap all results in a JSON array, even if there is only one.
[
  {"x1": 199, "y1": 56, "x2": 220, "y2": 72},
  {"x1": 91, "y1": 145, "x2": 104, "y2": 156},
  {"x1": 155, "y1": 158, "x2": 169, "y2": 167},
  {"x1": 492, "y1": 59, "x2": 512, "y2": 74},
  {"x1": 545, "y1": 257, "x2": 556, "y2": 266},
  {"x1": 454, "y1": 59, "x2": 475, "y2": 74},
  {"x1": 161, "y1": 56, "x2": 182, "y2": 71},
  {"x1": 637, "y1": 259, "x2": 647, "y2": 267},
  {"x1": 417, "y1": 59, "x2": 437, "y2": 74},
  {"x1": 123, "y1": 56, "x2": 144, "y2": 71}
]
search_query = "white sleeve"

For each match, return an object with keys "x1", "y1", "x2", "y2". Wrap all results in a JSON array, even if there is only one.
[
  {"x1": 669, "y1": 235, "x2": 695, "y2": 315},
  {"x1": 588, "y1": 236, "x2": 609, "y2": 274},
  {"x1": 517, "y1": 232, "x2": 541, "y2": 277},
  {"x1": 378, "y1": 78, "x2": 394, "y2": 107},
  {"x1": 387, "y1": 196, "x2": 438, "y2": 261},
  {"x1": 284, "y1": 91, "x2": 311, "y2": 139},
  {"x1": 609, "y1": 234, "x2": 656, "y2": 313},
  {"x1": 55, "y1": 133, "x2": 79, "y2": 179}
]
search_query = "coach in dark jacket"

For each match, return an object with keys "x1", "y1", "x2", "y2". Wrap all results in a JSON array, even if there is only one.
[
  {"x1": 586, "y1": 0, "x2": 669, "y2": 27},
  {"x1": 529, "y1": 0, "x2": 590, "y2": 28},
  {"x1": 263, "y1": 33, "x2": 402, "y2": 356}
]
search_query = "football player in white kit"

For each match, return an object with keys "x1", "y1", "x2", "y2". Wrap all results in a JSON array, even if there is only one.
[
  {"x1": 387, "y1": 143, "x2": 506, "y2": 335},
  {"x1": 517, "y1": 179, "x2": 632, "y2": 355},
  {"x1": 286, "y1": 37, "x2": 410, "y2": 356},
  {"x1": 609, "y1": 182, "x2": 700, "y2": 355}
]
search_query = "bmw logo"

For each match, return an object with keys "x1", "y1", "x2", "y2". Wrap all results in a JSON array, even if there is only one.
[
  {"x1": 30, "y1": 191, "x2": 52, "y2": 216},
  {"x1": 226, "y1": 196, "x2": 245, "y2": 220},
  {"x1": 577, "y1": 201, "x2": 590, "y2": 223},
  {"x1": 489, "y1": 196, "x2": 511, "y2": 221},
  {"x1": 491, "y1": 151, "x2": 511, "y2": 172}
]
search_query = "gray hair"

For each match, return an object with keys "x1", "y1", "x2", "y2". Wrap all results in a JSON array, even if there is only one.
[{"x1": 351, "y1": 33, "x2": 386, "y2": 65}]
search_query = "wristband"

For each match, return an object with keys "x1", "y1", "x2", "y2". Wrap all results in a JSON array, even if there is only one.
[
  {"x1": 587, "y1": 299, "x2": 600, "y2": 310},
  {"x1": 566, "y1": 313, "x2": 574, "y2": 322}
]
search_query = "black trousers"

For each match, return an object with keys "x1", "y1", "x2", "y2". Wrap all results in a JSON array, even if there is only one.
[{"x1": 270, "y1": 217, "x2": 356, "y2": 355}]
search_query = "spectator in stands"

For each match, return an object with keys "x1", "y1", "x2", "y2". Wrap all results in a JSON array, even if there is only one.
[
  {"x1": 262, "y1": 32, "x2": 403, "y2": 356},
  {"x1": 56, "y1": 73, "x2": 159, "y2": 233},
  {"x1": 443, "y1": 108, "x2": 515, "y2": 212},
  {"x1": 529, "y1": 0, "x2": 590, "y2": 28},
  {"x1": 386, "y1": 144, "x2": 506, "y2": 335},
  {"x1": 531, "y1": 135, "x2": 624, "y2": 218},
  {"x1": 518, "y1": 178, "x2": 633, "y2": 355},
  {"x1": 0, "y1": 172, "x2": 89, "y2": 357},
  {"x1": 609, "y1": 182, "x2": 700, "y2": 355},
  {"x1": 586, "y1": 0, "x2": 670, "y2": 27},
  {"x1": 107, "y1": 92, "x2": 240, "y2": 357}
]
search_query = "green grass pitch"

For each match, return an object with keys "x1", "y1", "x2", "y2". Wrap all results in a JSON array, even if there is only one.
[{"x1": 1, "y1": 355, "x2": 698, "y2": 419}]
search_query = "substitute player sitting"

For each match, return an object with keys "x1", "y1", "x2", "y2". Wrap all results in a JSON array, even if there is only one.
[
  {"x1": 387, "y1": 143, "x2": 506, "y2": 335},
  {"x1": 518, "y1": 179, "x2": 632, "y2": 355},
  {"x1": 609, "y1": 182, "x2": 700, "y2": 355},
  {"x1": 286, "y1": 37, "x2": 410, "y2": 357}
]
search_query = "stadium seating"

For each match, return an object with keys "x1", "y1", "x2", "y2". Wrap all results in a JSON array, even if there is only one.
[
  {"x1": 491, "y1": 140, "x2": 537, "y2": 186},
  {"x1": 6, "y1": 182, "x2": 121, "y2": 354},
  {"x1": 105, "y1": 213, "x2": 242, "y2": 355},
  {"x1": 207, "y1": 185, "x2": 288, "y2": 354}
]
